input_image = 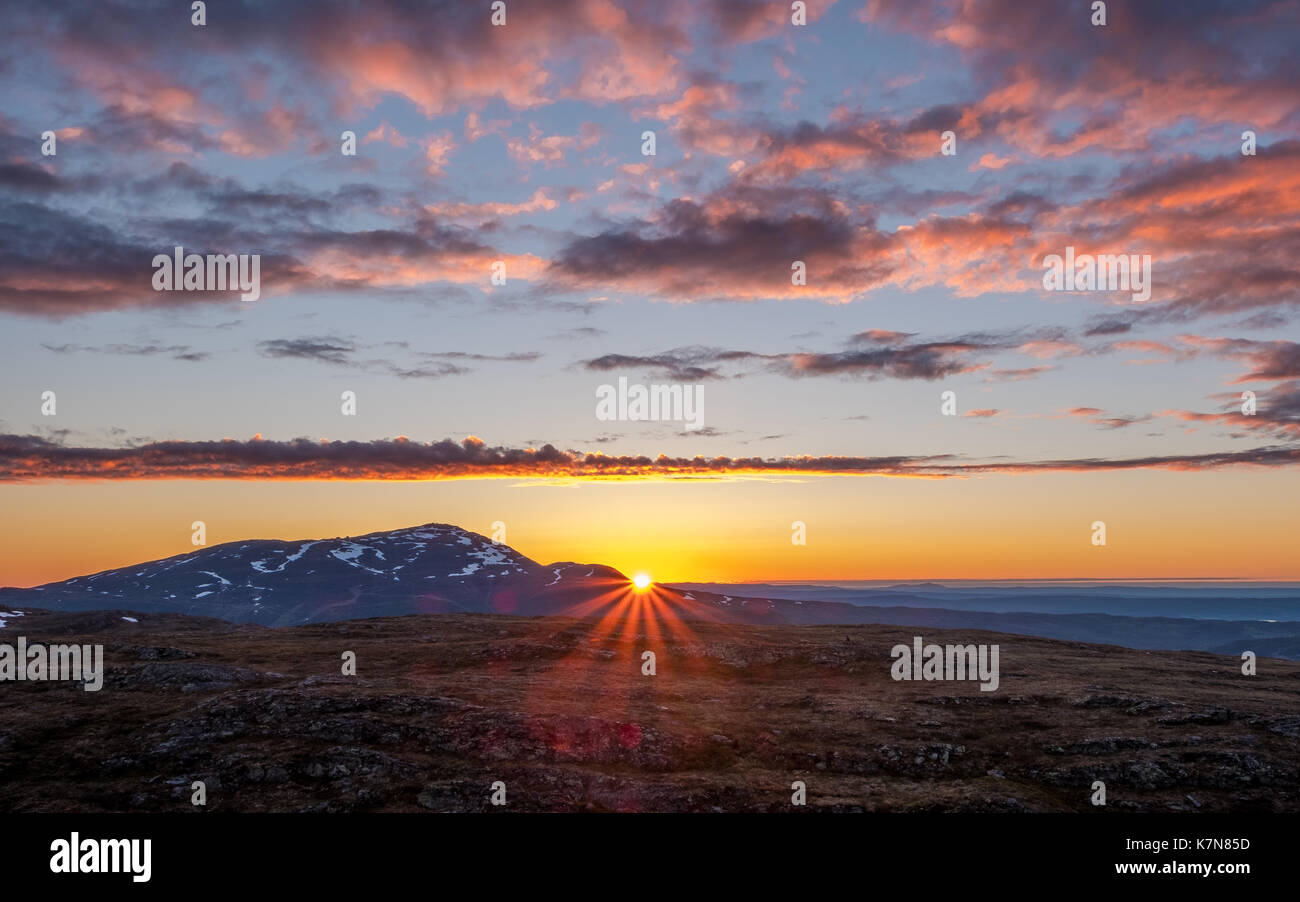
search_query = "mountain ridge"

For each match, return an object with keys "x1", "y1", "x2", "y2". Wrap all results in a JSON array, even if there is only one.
[{"x1": 0, "y1": 522, "x2": 626, "y2": 626}]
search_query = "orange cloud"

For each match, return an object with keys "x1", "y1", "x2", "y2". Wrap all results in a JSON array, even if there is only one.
[{"x1": 2, "y1": 434, "x2": 1295, "y2": 483}]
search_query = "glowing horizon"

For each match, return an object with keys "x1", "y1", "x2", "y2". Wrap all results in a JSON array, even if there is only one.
[{"x1": 2, "y1": 465, "x2": 1297, "y2": 587}]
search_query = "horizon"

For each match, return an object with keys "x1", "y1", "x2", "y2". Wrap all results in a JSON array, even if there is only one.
[{"x1": 3, "y1": 516, "x2": 1297, "y2": 589}]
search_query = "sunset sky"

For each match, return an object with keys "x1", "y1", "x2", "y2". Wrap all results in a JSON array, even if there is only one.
[{"x1": 1, "y1": 0, "x2": 1298, "y2": 586}]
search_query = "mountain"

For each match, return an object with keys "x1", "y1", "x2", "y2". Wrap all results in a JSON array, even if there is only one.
[
  {"x1": 0, "y1": 524, "x2": 626, "y2": 626},
  {"x1": 669, "y1": 580, "x2": 1300, "y2": 621}
]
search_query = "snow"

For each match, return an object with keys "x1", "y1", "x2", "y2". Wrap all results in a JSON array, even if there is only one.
[
  {"x1": 467, "y1": 545, "x2": 512, "y2": 568},
  {"x1": 159, "y1": 554, "x2": 200, "y2": 572},
  {"x1": 546, "y1": 568, "x2": 564, "y2": 586},
  {"x1": 199, "y1": 570, "x2": 231, "y2": 586},
  {"x1": 194, "y1": 591, "x2": 214, "y2": 598},
  {"x1": 329, "y1": 542, "x2": 384, "y2": 575},
  {"x1": 121, "y1": 616, "x2": 138, "y2": 623},
  {"x1": 0, "y1": 611, "x2": 25, "y2": 629},
  {"x1": 446, "y1": 562, "x2": 481, "y2": 577},
  {"x1": 251, "y1": 541, "x2": 319, "y2": 573}
]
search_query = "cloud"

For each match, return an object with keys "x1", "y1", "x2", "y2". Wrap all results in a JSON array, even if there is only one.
[
  {"x1": 423, "y1": 189, "x2": 560, "y2": 223},
  {"x1": 362, "y1": 121, "x2": 410, "y2": 148},
  {"x1": 548, "y1": 189, "x2": 894, "y2": 303},
  {"x1": 543, "y1": 123, "x2": 1300, "y2": 314},
  {"x1": 1160, "y1": 381, "x2": 1300, "y2": 441},
  {"x1": 1067, "y1": 379, "x2": 1300, "y2": 440},
  {"x1": 42, "y1": 342, "x2": 210, "y2": 362},
  {"x1": 1065, "y1": 407, "x2": 1155, "y2": 430},
  {"x1": 0, "y1": 162, "x2": 64, "y2": 193},
  {"x1": 3, "y1": 0, "x2": 1298, "y2": 330},
  {"x1": 258, "y1": 337, "x2": 357, "y2": 366},
  {"x1": 14, "y1": 0, "x2": 724, "y2": 140},
  {"x1": 256, "y1": 337, "x2": 540, "y2": 379},
  {"x1": 1174, "y1": 336, "x2": 1300, "y2": 383},
  {"x1": 971, "y1": 152, "x2": 1014, "y2": 171},
  {"x1": 985, "y1": 366, "x2": 1053, "y2": 382},
  {"x1": 1, "y1": 433, "x2": 1295, "y2": 482},
  {"x1": 778, "y1": 344, "x2": 983, "y2": 380},
  {"x1": 580, "y1": 328, "x2": 1080, "y2": 383},
  {"x1": 1106, "y1": 336, "x2": 1300, "y2": 383},
  {"x1": 420, "y1": 132, "x2": 457, "y2": 176},
  {"x1": 860, "y1": 0, "x2": 1300, "y2": 159},
  {"x1": 507, "y1": 123, "x2": 602, "y2": 167},
  {"x1": 582, "y1": 347, "x2": 755, "y2": 381},
  {"x1": 0, "y1": 200, "x2": 314, "y2": 317},
  {"x1": 0, "y1": 184, "x2": 548, "y2": 316}
]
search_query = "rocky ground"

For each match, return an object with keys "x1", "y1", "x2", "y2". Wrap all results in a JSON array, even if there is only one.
[{"x1": 2, "y1": 606, "x2": 1298, "y2": 812}]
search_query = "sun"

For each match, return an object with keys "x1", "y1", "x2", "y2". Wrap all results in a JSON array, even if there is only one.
[{"x1": 631, "y1": 573, "x2": 652, "y2": 591}]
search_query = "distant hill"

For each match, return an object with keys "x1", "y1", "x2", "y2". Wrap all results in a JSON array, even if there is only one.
[{"x1": 0, "y1": 524, "x2": 625, "y2": 626}]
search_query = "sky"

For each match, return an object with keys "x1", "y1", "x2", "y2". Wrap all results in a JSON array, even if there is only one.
[{"x1": 1, "y1": 0, "x2": 1298, "y2": 586}]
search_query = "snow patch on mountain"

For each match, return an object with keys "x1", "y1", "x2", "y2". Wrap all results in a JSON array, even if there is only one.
[{"x1": 252, "y1": 541, "x2": 320, "y2": 574}]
